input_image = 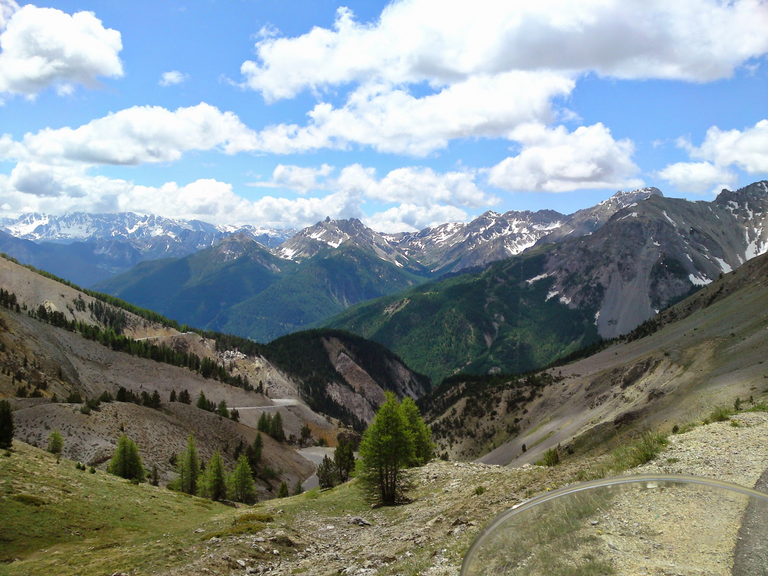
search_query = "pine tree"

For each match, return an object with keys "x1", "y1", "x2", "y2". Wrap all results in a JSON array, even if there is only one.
[
  {"x1": 246, "y1": 432, "x2": 263, "y2": 474},
  {"x1": 228, "y1": 455, "x2": 257, "y2": 503},
  {"x1": 257, "y1": 411, "x2": 271, "y2": 433},
  {"x1": 199, "y1": 450, "x2": 227, "y2": 501},
  {"x1": 300, "y1": 424, "x2": 312, "y2": 447},
  {"x1": 169, "y1": 389, "x2": 177, "y2": 403},
  {"x1": 179, "y1": 389, "x2": 191, "y2": 404},
  {"x1": 196, "y1": 391, "x2": 209, "y2": 411},
  {"x1": 277, "y1": 481, "x2": 289, "y2": 498},
  {"x1": 270, "y1": 411, "x2": 285, "y2": 441},
  {"x1": 216, "y1": 400, "x2": 229, "y2": 418},
  {"x1": 334, "y1": 435, "x2": 355, "y2": 483},
  {"x1": 175, "y1": 434, "x2": 200, "y2": 494},
  {"x1": 107, "y1": 434, "x2": 146, "y2": 480},
  {"x1": 317, "y1": 454, "x2": 337, "y2": 489},
  {"x1": 230, "y1": 408, "x2": 239, "y2": 422},
  {"x1": 292, "y1": 479, "x2": 304, "y2": 496},
  {"x1": 400, "y1": 397, "x2": 434, "y2": 466},
  {"x1": 47, "y1": 429, "x2": 64, "y2": 463},
  {"x1": 0, "y1": 399, "x2": 13, "y2": 450},
  {"x1": 357, "y1": 392, "x2": 414, "y2": 506},
  {"x1": 150, "y1": 390, "x2": 161, "y2": 409}
]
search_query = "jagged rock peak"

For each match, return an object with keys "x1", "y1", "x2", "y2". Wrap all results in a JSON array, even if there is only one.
[{"x1": 601, "y1": 187, "x2": 663, "y2": 207}]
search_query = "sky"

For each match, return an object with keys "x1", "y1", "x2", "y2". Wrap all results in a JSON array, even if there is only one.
[{"x1": 0, "y1": 0, "x2": 767, "y2": 233}]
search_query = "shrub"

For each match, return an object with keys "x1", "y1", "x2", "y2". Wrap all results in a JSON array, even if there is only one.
[
  {"x1": 538, "y1": 447, "x2": 560, "y2": 467},
  {"x1": 47, "y1": 430, "x2": 64, "y2": 462}
]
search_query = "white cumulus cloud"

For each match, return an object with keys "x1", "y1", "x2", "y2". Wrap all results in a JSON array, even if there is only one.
[
  {"x1": 159, "y1": 70, "x2": 188, "y2": 86},
  {"x1": 10, "y1": 103, "x2": 258, "y2": 165},
  {"x1": 656, "y1": 161, "x2": 737, "y2": 194},
  {"x1": 254, "y1": 72, "x2": 573, "y2": 156},
  {"x1": 242, "y1": 0, "x2": 768, "y2": 102},
  {"x1": 365, "y1": 204, "x2": 469, "y2": 233},
  {"x1": 0, "y1": 3, "x2": 123, "y2": 96},
  {"x1": 487, "y1": 123, "x2": 643, "y2": 193},
  {"x1": 254, "y1": 163, "x2": 334, "y2": 194},
  {"x1": 683, "y1": 120, "x2": 768, "y2": 174}
]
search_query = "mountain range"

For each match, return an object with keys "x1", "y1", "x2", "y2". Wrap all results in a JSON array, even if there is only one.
[
  {"x1": 327, "y1": 181, "x2": 768, "y2": 381},
  {"x1": 3, "y1": 181, "x2": 768, "y2": 386},
  {"x1": 0, "y1": 212, "x2": 295, "y2": 286}
]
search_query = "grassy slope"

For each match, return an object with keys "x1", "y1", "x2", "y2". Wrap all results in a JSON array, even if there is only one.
[
  {"x1": 0, "y1": 441, "x2": 231, "y2": 575},
  {"x1": 326, "y1": 249, "x2": 600, "y2": 383}
]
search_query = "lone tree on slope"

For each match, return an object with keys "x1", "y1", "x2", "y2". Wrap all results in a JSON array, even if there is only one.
[
  {"x1": 107, "y1": 434, "x2": 146, "y2": 480},
  {"x1": 357, "y1": 392, "x2": 434, "y2": 506}
]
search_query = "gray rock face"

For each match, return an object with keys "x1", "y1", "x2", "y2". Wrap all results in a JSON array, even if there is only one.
[{"x1": 537, "y1": 181, "x2": 768, "y2": 338}]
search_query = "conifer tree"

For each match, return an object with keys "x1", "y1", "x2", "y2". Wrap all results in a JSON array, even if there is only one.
[
  {"x1": 228, "y1": 454, "x2": 257, "y2": 503},
  {"x1": 199, "y1": 450, "x2": 227, "y2": 501},
  {"x1": 108, "y1": 434, "x2": 145, "y2": 480},
  {"x1": 196, "y1": 391, "x2": 209, "y2": 411},
  {"x1": 169, "y1": 390, "x2": 177, "y2": 403},
  {"x1": 246, "y1": 432, "x2": 263, "y2": 474},
  {"x1": 300, "y1": 424, "x2": 312, "y2": 447},
  {"x1": 317, "y1": 454, "x2": 336, "y2": 489},
  {"x1": 357, "y1": 392, "x2": 414, "y2": 506},
  {"x1": 334, "y1": 435, "x2": 355, "y2": 483},
  {"x1": 0, "y1": 399, "x2": 13, "y2": 450},
  {"x1": 257, "y1": 411, "x2": 271, "y2": 433},
  {"x1": 216, "y1": 400, "x2": 229, "y2": 418},
  {"x1": 292, "y1": 479, "x2": 304, "y2": 496},
  {"x1": 270, "y1": 411, "x2": 285, "y2": 441},
  {"x1": 175, "y1": 434, "x2": 200, "y2": 494},
  {"x1": 47, "y1": 429, "x2": 64, "y2": 463},
  {"x1": 277, "y1": 481, "x2": 289, "y2": 498},
  {"x1": 179, "y1": 389, "x2": 191, "y2": 404},
  {"x1": 400, "y1": 397, "x2": 434, "y2": 466}
]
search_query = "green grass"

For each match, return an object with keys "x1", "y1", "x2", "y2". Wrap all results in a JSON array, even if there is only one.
[
  {"x1": 705, "y1": 405, "x2": 733, "y2": 423},
  {"x1": 611, "y1": 431, "x2": 668, "y2": 472},
  {"x1": 0, "y1": 441, "x2": 234, "y2": 575}
]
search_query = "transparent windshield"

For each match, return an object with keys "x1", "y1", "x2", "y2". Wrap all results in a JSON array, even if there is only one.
[{"x1": 461, "y1": 474, "x2": 768, "y2": 576}]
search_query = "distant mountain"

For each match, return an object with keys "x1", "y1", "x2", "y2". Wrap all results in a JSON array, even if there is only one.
[
  {"x1": 0, "y1": 229, "x2": 141, "y2": 286},
  {"x1": 94, "y1": 231, "x2": 427, "y2": 341},
  {"x1": 0, "y1": 211, "x2": 296, "y2": 248},
  {"x1": 211, "y1": 243, "x2": 427, "y2": 341},
  {"x1": 325, "y1": 247, "x2": 600, "y2": 383},
  {"x1": 388, "y1": 187, "x2": 662, "y2": 274},
  {"x1": 0, "y1": 212, "x2": 296, "y2": 287},
  {"x1": 327, "y1": 181, "x2": 768, "y2": 381},
  {"x1": 539, "y1": 181, "x2": 768, "y2": 338},
  {"x1": 93, "y1": 233, "x2": 295, "y2": 330}
]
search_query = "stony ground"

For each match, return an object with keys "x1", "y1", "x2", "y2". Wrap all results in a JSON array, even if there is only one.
[{"x1": 150, "y1": 412, "x2": 768, "y2": 576}]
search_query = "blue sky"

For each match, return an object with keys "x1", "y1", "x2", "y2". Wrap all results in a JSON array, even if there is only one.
[{"x1": 0, "y1": 0, "x2": 767, "y2": 232}]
